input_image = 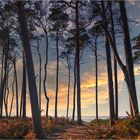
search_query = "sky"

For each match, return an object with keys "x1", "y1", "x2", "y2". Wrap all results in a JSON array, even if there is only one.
[{"x1": 6, "y1": 1, "x2": 140, "y2": 119}]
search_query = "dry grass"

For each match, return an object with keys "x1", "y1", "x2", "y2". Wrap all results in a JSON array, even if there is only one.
[
  {"x1": 0, "y1": 116, "x2": 71, "y2": 139},
  {"x1": 0, "y1": 116, "x2": 140, "y2": 139}
]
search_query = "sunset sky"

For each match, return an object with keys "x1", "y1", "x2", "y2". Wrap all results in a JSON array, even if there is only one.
[{"x1": 8, "y1": 1, "x2": 140, "y2": 119}]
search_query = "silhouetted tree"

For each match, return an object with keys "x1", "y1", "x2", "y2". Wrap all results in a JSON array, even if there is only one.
[
  {"x1": 48, "y1": 2, "x2": 68, "y2": 118},
  {"x1": 16, "y1": 1, "x2": 42, "y2": 138}
]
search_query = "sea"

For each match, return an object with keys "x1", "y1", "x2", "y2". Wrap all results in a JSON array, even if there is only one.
[
  {"x1": 81, "y1": 116, "x2": 108, "y2": 122},
  {"x1": 80, "y1": 116, "x2": 125, "y2": 122}
]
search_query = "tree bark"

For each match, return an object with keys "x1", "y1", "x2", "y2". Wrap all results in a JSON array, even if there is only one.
[
  {"x1": 43, "y1": 31, "x2": 49, "y2": 117},
  {"x1": 119, "y1": 1, "x2": 139, "y2": 115},
  {"x1": 76, "y1": 1, "x2": 81, "y2": 124},
  {"x1": 108, "y1": 1, "x2": 119, "y2": 120},
  {"x1": 0, "y1": 51, "x2": 4, "y2": 117},
  {"x1": 55, "y1": 30, "x2": 59, "y2": 118},
  {"x1": 9, "y1": 76, "x2": 15, "y2": 117},
  {"x1": 72, "y1": 55, "x2": 76, "y2": 121},
  {"x1": 16, "y1": 1, "x2": 42, "y2": 138},
  {"x1": 105, "y1": 36, "x2": 115, "y2": 126},
  {"x1": 95, "y1": 41, "x2": 98, "y2": 120},
  {"x1": 37, "y1": 40, "x2": 42, "y2": 111},
  {"x1": 4, "y1": 66, "x2": 9, "y2": 117},
  {"x1": 101, "y1": 1, "x2": 115, "y2": 125},
  {"x1": 0, "y1": 47, "x2": 8, "y2": 117},
  {"x1": 20, "y1": 54, "x2": 26, "y2": 118},
  {"x1": 66, "y1": 68, "x2": 70, "y2": 120},
  {"x1": 97, "y1": 1, "x2": 139, "y2": 118},
  {"x1": 14, "y1": 61, "x2": 19, "y2": 117}
]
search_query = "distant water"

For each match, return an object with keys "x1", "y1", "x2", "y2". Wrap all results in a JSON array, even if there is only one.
[
  {"x1": 80, "y1": 116, "x2": 125, "y2": 122},
  {"x1": 81, "y1": 116, "x2": 109, "y2": 122}
]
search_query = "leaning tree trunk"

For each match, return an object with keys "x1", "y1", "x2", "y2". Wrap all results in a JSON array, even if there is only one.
[
  {"x1": 98, "y1": 0, "x2": 139, "y2": 118},
  {"x1": 119, "y1": 0, "x2": 139, "y2": 116},
  {"x1": 104, "y1": 26, "x2": 139, "y2": 118},
  {"x1": 75, "y1": 1, "x2": 81, "y2": 124},
  {"x1": 55, "y1": 29, "x2": 59, "y2": 119},
  {"x1": 16, "y1": 1, "x2": 42, "y2": 138}
]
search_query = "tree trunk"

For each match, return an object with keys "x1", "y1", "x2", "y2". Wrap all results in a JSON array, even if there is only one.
[
  {"x1": 72, "y1": 55, "x2": 76, "y2": 121},
  {"x1": 20, "y1": 54, "x2": 26, "y2": 118},
  {"x1": 66, "y1": 68, "x2": 70, "y2": 120},
  {"x1": 95, "y1": 43, "x2": 98, "y2": 120},
  {"x1": 4, "y1": 66, "x2": 9, "y2": 117},
  {"x1": 43, "y1": 31, "x2": 49, "y2": 117},
  {"x1": 37, "y1": 40, "x2": 42, "y2": 111},
  {"x1": 101, "y1": 1, "x2": 115, "y2": 125},
  {"x1": 5, "y1": 70, "x2": 9, "y2": 116},
  {"x1": 16, "y1": 1, "x2": 42, "y2": 138},
  {"x1": 108, "y1": 1, "x2": 119, "y2": 120},
  {"x1": 105, "y1": 27, "x2": 139, "y2": 118},
  {"x1": 98, "y1": 1, "x2": 139, "y2": 118},
  {"x1": 105, "y1": 36, "x2": 115, "y2": 126},
  {"x1": 0, "y1": 47, "x2": 8, "y2": 117},
  {"x1": 114, "y1": 59, "x2": 118, "y2": 119},
  {"x1": 14, "y1": 61, "x2": 19, "y2": 117},
  {"x1": 76, "y1": 1, "x2": 81, "y2": 124},
  {"x1": 9, "y1": 76, "x2": 15, "y2": 117},
  {"x1": 0, "y1": 51, "x2": 4, "y2": 117},
  {"x1": 55, "y1": 30, "x2": 59, "y2": 118},
  {"x1": 119, "y1": 1, "x2": 139, "y2": 115}
]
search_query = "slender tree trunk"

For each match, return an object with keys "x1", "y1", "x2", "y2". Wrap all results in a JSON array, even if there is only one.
[
  {"x1": 119, "y1": 1, "x2": 139, "y2": 115},
  {"x1": 0, "y1": 51, "x2": 4, "y2": 117},
  {"x1": 37, "y1": 40, "x2": 42, "y2": 111},
  {"x1": 66, "y1": 68, "x2": 70, "y2": 120},
  {"x1": 98, "y1": 1, "x2": 139, "y2": 118},
  {"x1": 20, "y1": 54, "x2": 26, "y2": 118},
  {"x1": 0, "y1": 51, "x2": 4, "y2": 90},
  {"x1": 14, "y1": 61, "x2": 19, "y2": 117},
  {"x1": 22, "y1": 56, "x2": 26, "y2": 118},
  {"x1": 4, "y1": 66, "x2": 9, "y2": 117},
  {"x1": 75, "y1": 1, "x2": 81, "y2": 124},
  {"x1": 16, "y1": 1, "x2": 42, "y2": 138},
  {"x1": 105, "y1": 25, "x2": 139, "y2": 118},
  {"x1": 108, "y1": 2, "x2": 119, "y2": 120},
  {"x1": 95, "y1": 44, "x2": 98, "y2": 120},
  {"x1": 101, "y1": 0, "x2": 115, "y2": 127},
  {"x1": 72, "y1": 56, "x2": 76, "y2": 121},
  {"x1": 105, "y1": 36, "x2": 115, "y2": 126},
  {"x1": 0, "y1": 47, "x2": 8, "y2": 117},
  {"x1": 5, "y1": 70, "x2": 9, "y2": 116},
  {"x1": 114, "y1": 59, "x2": 118, "y2": 119},
  {"x1": 55, "y1": 30, "x2": 59, "y2": 118},
  {"x1": 9, "y1": 76, "x2": 15, "y2": 117},
  {"x1": 43, "y1": 31, "x2": 49, "y2": 117}
]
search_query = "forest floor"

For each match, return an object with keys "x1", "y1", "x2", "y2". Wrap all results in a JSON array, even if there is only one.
[{"x1": 0, "y1": 116, "x2": 140, "y2": 139}]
